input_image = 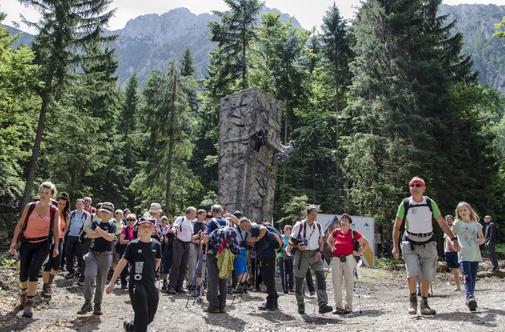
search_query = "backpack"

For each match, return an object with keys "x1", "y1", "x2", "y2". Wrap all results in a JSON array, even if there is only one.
[
  {"x1": 265, "y1": 225, "x2": 283, "y2": 250},
  {"x1": 297, "y1": 220, "x2": 323, "y2": 240},
  {"x1": 208, "y1": 224, "x2": 239, "y2": 255},
  {"x1": 18, "y1": 202, "x2": 57, "y2": 243},
  {"x1": 79, "y1": 215, "x2": 93, "y2": 243}
]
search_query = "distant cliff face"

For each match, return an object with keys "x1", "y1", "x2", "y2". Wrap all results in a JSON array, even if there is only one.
[
  {"x1": 439, "y1": 4, "x2": 505, "y2": 94},
  {"x1": 5, "y1": 5, "x2": 505, "y2": 93}
]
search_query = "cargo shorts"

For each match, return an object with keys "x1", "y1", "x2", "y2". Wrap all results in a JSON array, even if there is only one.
[{"x1": 400, "y1": 240, "x2": 437, "y2": 281}]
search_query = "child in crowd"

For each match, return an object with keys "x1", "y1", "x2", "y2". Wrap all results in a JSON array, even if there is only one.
[
  {"x1": 106, "y1": 215, "x2": 161, "y2": 332},
  {"x1": 453, "y1": 202, "x2": 485, "y2": 312}
]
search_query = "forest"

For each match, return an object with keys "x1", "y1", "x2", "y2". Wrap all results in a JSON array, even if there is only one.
[{"x1": 1, "y1": 0, "x2": 505, "y2": 241}]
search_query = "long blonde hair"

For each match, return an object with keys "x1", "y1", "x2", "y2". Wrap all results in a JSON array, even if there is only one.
[{"x1": 455, "y1": 201, "x2": 480, "y2": 222}]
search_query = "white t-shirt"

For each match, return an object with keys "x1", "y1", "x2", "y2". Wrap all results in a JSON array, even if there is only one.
[
  {"x1": 174, "y1": 217, "x2": 194, "y2": 242},
  {"x1": 291, "y1": 220, "x2": 323, "y2": 251}
]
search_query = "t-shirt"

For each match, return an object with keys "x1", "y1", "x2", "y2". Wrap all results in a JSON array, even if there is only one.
[
  {"x1": 396, "y1": 196, "x2": 441, "y2": 234},
  {"x1": 453, "y1": 220, "x2": 483, "y2": 262},
  {"x1": 59, "y1": 214, "x2": 66, "y2": 239},
  {"x1": 113, "y1": 220, "x2": 124, "y2": 236},
  {"x1": 123, "y1": 239, "x2": 161, "y2": 285},
  {"x1": 120, "y1": 225, "x2": 135, "y2": 242},
  {"x1": 67, "y1": 210, "x2": 89, "y2": 237},
  {"x1": 250, "y1": 224, "x2": 276, "y2": 258},
  {"x1": 279, "y1": 234, "x2": 290, "y2": 258},
  {"x1": 331, "y1": 228, "x2": 362, "y2": 256},
  {"x1": 89, "y1": 219, "x2": 116, "y2": 252},
  {"x1": 193, "y1": 221, "x2": 206, "y2": 235}
]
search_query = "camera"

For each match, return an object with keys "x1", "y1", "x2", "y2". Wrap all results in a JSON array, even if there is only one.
[{"x1": 287, "y1": 237, "x2": 307, "y2": 256}]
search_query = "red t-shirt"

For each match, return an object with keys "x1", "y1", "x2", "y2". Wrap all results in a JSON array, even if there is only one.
[{"x1": 331, "y1": 228, "x2": 362, "y2": 256}]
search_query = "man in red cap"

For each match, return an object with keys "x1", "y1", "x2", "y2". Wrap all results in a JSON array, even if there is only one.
[{"x1": 392, "y1": 177, "x2": 459, "y2": 316}]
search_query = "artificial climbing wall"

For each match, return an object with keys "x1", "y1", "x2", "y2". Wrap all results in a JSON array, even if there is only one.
[{"x1": 218, "y1": 88, "x2": 282, "y2": 223}]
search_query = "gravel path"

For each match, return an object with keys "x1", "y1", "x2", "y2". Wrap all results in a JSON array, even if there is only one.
[{"x1": 0, "y1": 265, "x2": 504, "y2": 332}]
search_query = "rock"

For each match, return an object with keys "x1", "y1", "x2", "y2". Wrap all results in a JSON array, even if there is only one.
[{"x1": 218, "y1": 88, "x2": 282, "y2": 222}]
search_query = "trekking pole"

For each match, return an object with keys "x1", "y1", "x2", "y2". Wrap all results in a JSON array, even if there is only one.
[
  {"x1": 186, "y1": 249, "x2": 203, "y2": 308},
  {"x1": 195, "y1": 245, "x2": 208, "y2": 304},
  {"x1": 355, "y1": 257, "x2": 363, "y2": 314}
]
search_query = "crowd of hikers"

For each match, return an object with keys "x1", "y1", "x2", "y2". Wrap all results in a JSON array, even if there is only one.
[{"x1": 7, "y1": 177, "x2": 500, "y2": 332}]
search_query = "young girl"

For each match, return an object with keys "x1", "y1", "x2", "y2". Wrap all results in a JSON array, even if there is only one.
[{"x1": 453, "y1": 202, "x2": 485, "y2": 312}]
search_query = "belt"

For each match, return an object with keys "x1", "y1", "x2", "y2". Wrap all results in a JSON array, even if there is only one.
[{"x1": 407, "y1": 231, "x2": 433, "y2": 237}]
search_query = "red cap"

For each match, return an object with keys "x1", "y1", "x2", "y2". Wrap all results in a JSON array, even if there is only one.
[{"x1": 409, "y1": 177, "x2": 425, "y2": 186}]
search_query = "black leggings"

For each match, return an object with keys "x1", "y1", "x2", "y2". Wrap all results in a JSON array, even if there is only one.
[
  {"x1": 129, "y1": 283, "x2": 159, "y2": 332},
  {"x1": 44, "y1": 241, "x2": 63, "y2": 272},
  {"x1": 19, "y1": 240, "x2": 50, "y2": 282}
]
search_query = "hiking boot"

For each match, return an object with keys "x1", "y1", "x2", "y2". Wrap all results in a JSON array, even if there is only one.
[
  {"x1": 298, "y1": 303, "x2": 305, "y2": 314},
  {"x1": 41, "y1": 283, "x2": 52, "y2": 299},
  {"x1": 64, "y1": 272, "x2": 75, "y2": 279},
  {"x1": 93, "y1": 303, "x2": 103, "y2": 315},
  {"x1": 166, "y1": 287, "x2": 177, "y2": 295},
  {"x1": 78, "y1": 302, "x2": 92, "y2": 315},
  {"x1": 204, "y1": 306, "x2": 220, "y2": 314},
  {"x1": 123, "y1": 321, "x2": 134, "y2": 332},
  {"x1": 408, "y1": 294, "x2": 418, "y2": 315},
  {"x1": 161, "y1": 280, "x2": 168, "y2": 293},
  {"x1": 467, "y1": 297, "x2": 477, "y2": 312},
  {"x1": 16, "y1": 290, "x2": 27, "y2": 310},
  {"x1": 219, "y1": 306, "x2": 226, "y2": 313},
  {"x1": 319, "y1": 304, "x2": 333, "y2": 314},
  {"x1": 258, "y1": 302, "x2": 275, "y2": 311},
  {"x1": 420, "y1": 300, "x2": 436, "y2": 315},
  {"x1": 22, "y1": 296, "x2": 34, "y2": 318}
]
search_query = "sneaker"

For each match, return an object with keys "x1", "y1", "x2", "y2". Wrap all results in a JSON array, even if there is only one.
[
  {"x1": 78, "y1": 302, "x2": 93, "y2": 315},
  {"x1": 204, "y1": 306, "x2": 220, "y2": 314},
  {"x1": 467, "y1": 297, "x2": 477, "y2": 312},
  {"x1": 420, "y1": 301, "x2": 436, "y2": 315},
  {"x1": 93, "y1": 303, "x2": 103, "y2": 316},
  {"x1": 78, "y1": 275, "x2": 85, "y2": 286},
  {"x1": 298, "y1": 303, "x2": 305, "y2": 314},
  {"x1": 123, "y1": 321, "x2": 134, "y2": 332},
  {"x1": 64, "y1": 272, "x2": 75, "y2": 279},
  {"x1": 319, "y1": 304, "x2": 333, "y2": 314}
]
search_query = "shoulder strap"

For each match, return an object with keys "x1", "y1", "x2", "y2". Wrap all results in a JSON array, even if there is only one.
[
  {"x1": 70, "y1": 210, "x2": 76, "y2": 221},
  {"x1": 49, "y1": 205, "x2": 56, "y2": 234},
  {"x1": 425, "y1": 197, "x2": 433, "y2": 212},
  {"x1": 402, "y1": 198, "x2": 410, "y2": 224},
  {"x1": 22, "y1": 203, "x2": 37, "y2": 232}
]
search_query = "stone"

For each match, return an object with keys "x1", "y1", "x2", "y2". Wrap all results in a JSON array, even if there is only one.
[{"x1": 218, "y1": 87, "x2": 283, "y2": 223}]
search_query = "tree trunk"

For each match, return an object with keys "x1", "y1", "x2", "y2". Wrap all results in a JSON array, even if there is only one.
[
  {"x1": 21, "y1": 73, "x2": 54, "y2": 208},
  {"x1": 164, "y1": 73, "x2": 177, "y2": 213}
]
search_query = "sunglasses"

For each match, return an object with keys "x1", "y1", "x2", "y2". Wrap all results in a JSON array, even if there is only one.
[
  {"x1": 409, "y1": 184, "x2": 423, "y2": 188},
  {"x1": 127, "y1": 218, "x2": 136, "y2": 221}
]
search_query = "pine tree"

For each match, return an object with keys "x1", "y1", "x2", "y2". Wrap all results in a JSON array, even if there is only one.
[
  {"x1": 19, "y1": 0, "x2": 115, "y2": 207},
  {"x1": 209, "y1": 0, "x2": 263, "y2": 90}
]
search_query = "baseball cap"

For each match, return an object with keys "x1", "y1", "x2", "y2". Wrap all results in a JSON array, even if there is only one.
[
  {"x1": 99, "y1": 202, "x2": 115, "y2": 214},
  {"x1": 233, "y1": 211, "x2": 243, "y2": 218},
  {"x1": 138, "y1": 214, "x2": 156, "y2": 226},
  {"x1": 307, "y1": 205, "x2": 319, "y2": 214},
  {"x1": 409, "y1": 177, "x2": 426, "y2": 186}
]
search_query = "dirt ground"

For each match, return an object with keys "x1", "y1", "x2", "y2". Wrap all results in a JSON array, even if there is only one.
[{"x1": 0, "y1": 262, "x2": 504, "y2": 332}]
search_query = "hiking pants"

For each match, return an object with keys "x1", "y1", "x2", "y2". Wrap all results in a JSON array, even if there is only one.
[
  {"x1": 331, "y1": 255, "x2": 356, "y2": 310},
  {"x1": 306, "y1": 268, "x2": 315, "y2": 293},
  {"x1": 186, "y1": 243, "x2": 200, "y2": 286},
  {"x1": 65, "y1": 235, "x2": 85, "y2": 274},
  {"x1": 129, "y1": 283, "x2": 159, "y2": 332},
  {"x1": 486, "y1": 242, "x2": 499, "y2": 271},
  {"x1": 169, "y1": 239, "x2": 190, "y2": 290},
  {"x1": 44, "y1": 241, "x2": 63, "y2": 271},
  {"x1": 206, "y1": 254, "x2": 227, "y2": 309},
  {"x1": 294, "y1": 250, "x2": 328, "y2": 307},
  {"x1": 280, "y1": 257, "x2": 294, "y2": 292},
  {"x1": 19, "y1": 240, "x2": 50, "y2": 282},
  {"x1": 260, "y1": 256, "x2": 278, "y2": 304},
  {"x1": 460, "y1": 261, "x2": 479, "y2": 301},
  {"x1": 83, "y1": 251, "x2": 112, "y2": 304}
]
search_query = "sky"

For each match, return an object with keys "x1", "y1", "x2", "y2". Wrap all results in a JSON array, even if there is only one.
[{"x1": 2, "y1": 0, "x2": 505, "y2": 33}]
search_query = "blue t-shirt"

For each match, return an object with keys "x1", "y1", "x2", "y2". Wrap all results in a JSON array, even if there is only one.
[
  {"x1": 67, "y1": 210, "x2": 89, "y2": 237},
  {"x1": 204, "y1": 217, "x2": 228, "y2": 235}
]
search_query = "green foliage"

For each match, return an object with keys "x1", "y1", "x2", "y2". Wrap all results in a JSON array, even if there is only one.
[
  {"x1": 0, "y1": 15, "x2": 41, "y2": 232},
  {"x1": 278, "y1": 195, "x2": 319, "y2": 225},
  {"x1": 495, "y1": 16, "x2": 505, "y2": 38}
]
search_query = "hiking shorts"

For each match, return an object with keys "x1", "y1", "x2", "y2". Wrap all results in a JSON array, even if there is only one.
[
  {"x1": 401, "y1": 240, "x2": 437, "y2": 281},
  {"x1": 233, "y1": 248, "x2": 248, "y2": 276}
]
